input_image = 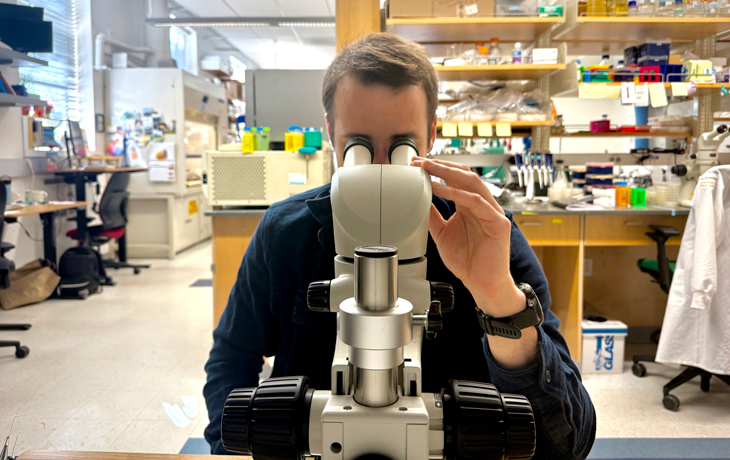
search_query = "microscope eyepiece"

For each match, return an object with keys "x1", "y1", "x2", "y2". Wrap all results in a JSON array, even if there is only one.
[
  {"x1": 717, "y1": 124, "x2": 728, "y2": 134},
  {"x1": 343, "y1": 137, "x2": 375, "y2": 166},
  {"x1": 388, "y1": 138, "x2": 419, "y2": 165}
]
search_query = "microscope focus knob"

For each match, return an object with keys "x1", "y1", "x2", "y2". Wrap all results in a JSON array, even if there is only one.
[
  {"x1": 671, "y1": 165, "x2": 688, "y2": 177},
  {"x1": 307, "y1": 280, "x2": 331, "y2": 312},
  {"x1": 430, "y1": 281, "x2": 454, "y2": 313},
  {"x1": 718, "y1": 124, "x2": 728, "y2": 134},
  {"x1": 425, "y1": 301, "x2": 444, "y2": 340}
]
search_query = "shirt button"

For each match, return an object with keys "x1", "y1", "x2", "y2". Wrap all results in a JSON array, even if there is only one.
[{"x1": 546, "y1": 370, "x2": 552, "y2": 383}]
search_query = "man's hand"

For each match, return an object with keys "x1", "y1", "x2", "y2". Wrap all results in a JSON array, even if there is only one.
[{"x1": 411, "y1": 157, "x2": 539, "y2": 369}]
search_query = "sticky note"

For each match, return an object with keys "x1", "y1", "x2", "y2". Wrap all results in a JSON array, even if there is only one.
[
  {"x1": 552, "y1": 218, "x2": 563, "y2": 224},
  {"x1": 477, "y1": 122, "x2": 493, "y2": 137},
  {"x1": 458, "y1": 122, "x2": 473, "y2": 137},
  {"x1": 442, "y1": 122, "x2": 457, "y2": 137},
  {"x1": 606, "y1": 85, "x2": 621, "y2": 99},
  {"x1": 635, "y1": 84, "x2": 649, "y2": 107},
  {"x1": 621, "y1": 82, "x2": 636, "y2": 104},
  {"x1": 578, "y1": 83, "x2": 607, "y2": 99},
  {"x1": 495, "y1": 122, "x2": 512, "y2": 137},
  {"x1": 649, "y1": 83, "x2": 668, "y2": 107},
  {"x1": 671, "y1": 82, "x2": 688, "y2": 97}
]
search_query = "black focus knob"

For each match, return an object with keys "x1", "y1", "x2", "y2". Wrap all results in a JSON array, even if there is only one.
[
  {"x1": 443, "y1": 380, "x2": 536, "y2": 460},
  {"x1": 307, "y1": 280, "x2": 331, "y2": 312},
  {"x1": 425, "y1": 301, "x2": 443, "y2": 340},
  {"x1": 717, "y1": 124, "x2": 728, "y2": 134},
  {"x1": 221, "y1": 376, "x2": 314, "y2": 460},
  {"x1": 671, "y1": 165, "x2": 688, "y2": 177},
  {"x1": 430, "y1": 281, "x2": 454, "y2": 313}
]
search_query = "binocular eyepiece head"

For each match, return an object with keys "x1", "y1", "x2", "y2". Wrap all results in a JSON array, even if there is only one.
[{"x1": 342, "y1": 137, "x2": 419, "y2": 167}]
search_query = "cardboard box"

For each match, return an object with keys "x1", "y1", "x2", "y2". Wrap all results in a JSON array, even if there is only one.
[
  {"x1": 581, "y1": 320, "x2": 628, "y2": 375},
  {"x1": 668, "y1": 54, "x2": 682, "y2": 65},
  {"x1": 389, "y1": 0, "x2": 494, "y2": 17},
  {"x1": 225, "y1": 80, "x2": 243, "y2": 101}
]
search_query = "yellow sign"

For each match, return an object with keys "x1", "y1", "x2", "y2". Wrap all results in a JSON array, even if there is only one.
[
  {"x1": 578, "y1": 83, "x2": 607, "y2": 99},
  {"x1": 606, "y1": 85, "x2": 621, "y2": 99},
  {"x1": 649, "y1": 83, "x2": 668, "y2": 107},
  {"x1": 670, "y1": 82, "x2": 688, "y2": 97},
  {"x1": 189, "y1": 200, "x2": 199, "y2": 215},
  {"x1": 458, "y1": 122, "x2": 473, "y2": 137},
  {"x1": 495, "y1": 122, "x2": 512, "y2": 137},
  {"x1": 477, "y1": 122, "x2": 493, "y2": 137},
  {"x1": 441, "y1": 122, "x2": 458, "y2": 137}
]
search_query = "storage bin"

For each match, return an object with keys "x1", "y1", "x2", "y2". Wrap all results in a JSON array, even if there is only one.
[
  {"x1": 624, "y1": 46, "x2": 639, "y2": 66},
  {"x1": 639, "y1": 66, "x2": 662, "y2": 82},
  {"x1": 581, "y1": 319, "x2": 628, "y2": 374},
  {"x1": 589, "y1": 119, "x2": 611, "y2": 133},
  {"x1": 661, "y1": 64, "x2": 684, "y2": 82},
  {"x1": 639, "y1": 42, "x2": 670, "y2": 61},
  {"x1": 496, "y1": 0, "x2": 538, "y2": 16}
]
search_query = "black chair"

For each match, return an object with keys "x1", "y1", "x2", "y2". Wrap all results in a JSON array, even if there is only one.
[
  {"x1": 632, "y1": 224, "x2": 730, "y2": 411},
  {"x1": 0, "y1": 184, "x2": 31, "y2": 358},
  {"x1": 66, "y1": 172, "x2": 149, "y2": 282}
]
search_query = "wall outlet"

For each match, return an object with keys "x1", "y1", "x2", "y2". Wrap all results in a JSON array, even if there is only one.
[{"x1": 584, "y1": 258, "x2": 593, "y2": 277}]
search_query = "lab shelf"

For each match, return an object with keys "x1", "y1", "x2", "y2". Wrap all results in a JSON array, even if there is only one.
[
  {"x1": 553, "y1": 81, "x2": 726, "y2": 98},
  {"x1": 435, "y1": 64, "x2": 566, "y2": 81},
  {"x1": 553, "y1": 17, "x2": 730, "y2": 44},
  {"x1": 0, "y1": 48, "x2": 48, "y2": 67},
  {"x1": 427, "y1": 153, "x2": 509, "y2": 167},
  {"x1": 0, "y1": 93, "x2": 48, "y2": 107},
  {"x1": 386, "y1": 17, "x2": 565, "y2": 43},
  {"x1": 559, "y1": 131, "x2": 692, "y2": 137},
  {"x1": 437, "y1": 120, "x2": 554, "y2": 128}
]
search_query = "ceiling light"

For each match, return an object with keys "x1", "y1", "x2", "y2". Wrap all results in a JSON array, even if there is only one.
[{"x1": 146, "y1": 16, "x2": 335, "y2": 28}]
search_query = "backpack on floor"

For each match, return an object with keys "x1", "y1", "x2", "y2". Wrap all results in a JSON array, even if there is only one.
[{"x1": 57, "y1": 246, "x2": 104, "y2": 298}]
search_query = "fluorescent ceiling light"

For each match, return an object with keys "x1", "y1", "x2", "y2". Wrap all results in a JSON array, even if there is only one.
[{"x1": 146, "y1": 16, "x2": 336, "y2": 28}]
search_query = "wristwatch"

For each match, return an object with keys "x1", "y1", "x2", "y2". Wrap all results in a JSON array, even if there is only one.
[{"x1": 476, "y1": 283, "x2": 544, "y2": 339}]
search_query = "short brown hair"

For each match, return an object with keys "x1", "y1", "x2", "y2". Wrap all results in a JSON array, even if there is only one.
[{"x1": 322, "y1": 33, "x2": 438, "y2": 137}]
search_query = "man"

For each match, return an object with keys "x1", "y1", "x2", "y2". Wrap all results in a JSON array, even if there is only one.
[{"x1": 204, "y1": 33, "x2": 596, "y2": 459}]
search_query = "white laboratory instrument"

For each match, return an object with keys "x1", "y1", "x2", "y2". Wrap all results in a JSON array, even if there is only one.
[
  {"x1": 205, "y1": 147, "x2": 332, "y2": 206},
  {"x1": 218, "y1": 138, "x2": 536, "y2": 460},
  {"x1": 675, "y1": 125, "x2": 729, "y2": 207}
]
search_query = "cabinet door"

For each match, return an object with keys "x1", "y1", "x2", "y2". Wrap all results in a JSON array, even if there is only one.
[{"x1": 176, "y1": 195, "x2": 202, "y2": 249}]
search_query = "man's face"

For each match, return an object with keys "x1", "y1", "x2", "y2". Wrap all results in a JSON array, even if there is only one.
[{"x1": 327, "y1": 76, "x2": 437, "y2": 166}]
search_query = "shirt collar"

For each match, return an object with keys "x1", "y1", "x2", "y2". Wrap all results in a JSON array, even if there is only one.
[{"x1": 305, "y1": 184, "x2": 335, "y2": 252}]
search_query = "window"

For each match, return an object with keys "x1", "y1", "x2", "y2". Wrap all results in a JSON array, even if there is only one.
[
  {"x1": 170, "y1": 26, "x2": 198, "y2": 76},
  {"x1": 230, "y1": 56, "x2": 247, "y2": 83},
  {"x1": 18, "y1": 0, "x2": 94, "y2": 149}
]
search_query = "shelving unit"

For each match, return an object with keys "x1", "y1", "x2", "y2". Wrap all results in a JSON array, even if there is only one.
[
  {"x1": 553, "y1": 81, "x2": 726, "y2": 98},
  {"x1": 0, "y1": 93, "x2": 48, "y2": 108},
  {"x1": 0, "y1": 47, "x2": 48, "y2": 67},
  {"x1": 554, "y1": 17, "x2": 730, "y2": 43},
  {"x1": 435, "y1": 64, "x2": 565, "y2": 81},
  {"x1": 427, "y1": 153, "x2": 509, "y2": 167},
  {"x1": 559, "y1": 130, "x2": 692, "y2": 137},
  {"x1": 387, "y1": 17, "x2": 565, "y2": 43}
]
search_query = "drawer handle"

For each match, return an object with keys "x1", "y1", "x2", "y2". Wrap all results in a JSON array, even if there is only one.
[
  {"x1": 521, "y1": 222, "x2": 542, "y2": 226},
  {"x1": 185, "y1": 218, "x2": 193, "y2": 223},
  {"x1": 624, "y1": 222, "x2": 647, "y2": 226}
]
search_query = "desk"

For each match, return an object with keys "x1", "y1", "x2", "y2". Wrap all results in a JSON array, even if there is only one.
[
  {"x1": 49, "y1": 167, "x2": 147, "y2": 244},
  {"x1": 4, "y1": 201, "x2": 89, "y2": 265},
  {"x1": 206, "y1": 203, "x2": 689, "y2": 361},
  {"x1": 18, "y1": 452, "x2": 235, "y2": 460}
]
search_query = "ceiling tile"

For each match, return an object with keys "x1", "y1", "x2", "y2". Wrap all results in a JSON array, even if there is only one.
[
  {"x1": 175, "y1": 0, "x2": 236, "y2": 17},
  {"x1": 225, "y1": 0, "x2": 282, "y2": 16},
  {"x1": 272, "y1": 0, "x2": 331, "y2": 16}
]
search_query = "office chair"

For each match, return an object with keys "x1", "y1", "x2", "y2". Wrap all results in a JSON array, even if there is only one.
[
  {"x1": 66, "y1": 172, "x2": 149, "y2": 282},
  {"x1": 0, "y1": 184, "x2": 31, "y2": 359},
  {"x1": 632, "y1": 224, "x2": 730, "y2": 411}
]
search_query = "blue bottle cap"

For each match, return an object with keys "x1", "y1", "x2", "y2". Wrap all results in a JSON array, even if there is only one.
[
  {"x1": 244, "y1": 127, "x2": 251, "y2": 131},
  {"x1": 298, "y1": 146, "x2": 317, "y2": 154},
  {"x1": 289, "y1": 125, "x2": 302, "y2": 131}
]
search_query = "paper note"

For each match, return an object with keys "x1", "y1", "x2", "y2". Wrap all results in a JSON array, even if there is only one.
[
  {"x1": 477, "y1": 122, "x2": 493, "y2": 137},
  {"x1": 671, "y1": 82, "x2": 688, "y2": 97},
  {"x1": 149, "y1": 160, "x2": 175, "y2": 182},
  {"x1": 442, "y1": 122, "x2": 457, "y2": 137},
  {"x1": 458, "y1": 122, "x2": 473, "y2": 137},
  {"x1": 289, "y1": 173, "x2": 307, "y2": 185},
  {"x1": 649, "y1": 83, "x2": 668, "y2": 107},
  {"x1": 606, "y1": 85, "x2": 621, "y2": 99},
  {"x1": 578, "y1": 83, "x2": 607, "y2": 99},
  {"x1": 188, "y1": 200, "x2": 198, "y2": 216},
  {"x1": 635, "y1": 84, "x2": 649, "y2": 107},
  {"x1": 621, "y1": 82, "x2": 636, "y2": 104},
  {"x1": 495, "y1": 122, "x2": 512, "y2": 137}
]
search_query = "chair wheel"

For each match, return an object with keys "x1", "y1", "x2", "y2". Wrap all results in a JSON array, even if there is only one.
[
  {"x1": 632, "y1": 362, "x2": 647, "y2": 377},
  {"x1": 663, "y1": 394, "x2": 680, "y2": 411},
  {"x1": 133, "y1": 268, "x2": 141, "y2": 275},
  {"x1": 16, "y1": 345, "x2": 29, "y2": 359}
]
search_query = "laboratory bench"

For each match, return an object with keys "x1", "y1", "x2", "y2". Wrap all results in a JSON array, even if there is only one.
[{"x1": 207, "y1": 203, "x2": 689, "y2": 361}]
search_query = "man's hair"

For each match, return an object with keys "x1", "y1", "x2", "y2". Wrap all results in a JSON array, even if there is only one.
[{"x1": 322, "y1": 33, "x2": 438, "y2": 138}]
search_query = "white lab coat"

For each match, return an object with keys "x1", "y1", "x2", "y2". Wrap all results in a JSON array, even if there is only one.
[{"x1": 656, "y1": 166, "x2": 730, "y2": 375}]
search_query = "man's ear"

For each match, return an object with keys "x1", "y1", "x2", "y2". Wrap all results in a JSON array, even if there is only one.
[
  {"x1": 426, "y1": 116, "x2": 437, "y2": 156},
  {"x1": 324, "y1": 113, "x2": 334, "y2": 142}
]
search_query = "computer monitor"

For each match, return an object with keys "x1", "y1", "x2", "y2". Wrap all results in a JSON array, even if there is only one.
[{"x1": 67, "y1": 121, "x2": 87, "y2": 156}]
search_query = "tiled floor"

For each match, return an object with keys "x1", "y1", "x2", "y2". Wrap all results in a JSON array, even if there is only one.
[{"x1": 1, "y1": 240, "x2": 728, "y2": 456}]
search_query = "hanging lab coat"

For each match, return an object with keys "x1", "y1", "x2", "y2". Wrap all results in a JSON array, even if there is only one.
[{"x1": 656, "y1": 166, "x2": 730, "y2": 375}]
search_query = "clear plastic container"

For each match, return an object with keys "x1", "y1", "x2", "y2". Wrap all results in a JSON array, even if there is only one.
[
  {"x1": 638, "y1": 0, "x2": 656, "y2": 14},
  {"x1": 655, "y1": 182, "x2": 680, "y2": 206},
  {"x1": 685, "y1": 0, "x2": 706, "y2": 14},
  {"x1": 258, "y1": 127, "x2": 271, "y2": 150},
  {"x1": 673, "y1": 0, "x2": 686, "y2": 14},
  {"x1": 656, "y1": 0, "x2": 675, "y2": 15},
  {"x1": 285, "y1": 125, "x2": 304, "y2": 152},
  {"x1": 615, "y1": 0, "x2": 630, "y2": 15},
  {"x1": 628, "y1": 0, "x2": 639, "y2": 14},
  {"x1": 487, "y1": 38, "x2": 502, "y2": 65},
  {"x1": 512, "y1": 43, "x2": 523, "y2": 64},
  {"x1": 588, "y1": 0, "x2": 608, "y2": 15},
  {"x1": 496, "y1": 0, "x2": 539, "y2": 15}
]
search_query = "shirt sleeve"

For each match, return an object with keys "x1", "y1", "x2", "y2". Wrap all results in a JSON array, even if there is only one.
[
  {"x1": 690, "y1": 173, "x2": 723, "y2": 310},
  {"x1": 203, "y1": 212, "x2": 281, "y2": 455},
  {"x1": 483, "y1": 215, "x2": 596, "y2": 460}
]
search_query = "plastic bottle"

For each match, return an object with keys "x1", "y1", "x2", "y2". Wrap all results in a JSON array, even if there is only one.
[
  {"x1": 656, "y1": 0, "x2": 674, "y2": 15},
  {"x1": 588, "y1": 0, "x2": 608, "y2": 15},
  {"x1": 599, "y1": 54, "x2": 611, "y2": 66},
  {"x1": 707, "y1": 1, "x2": 721, "y2": 13},
  {"x1": 253, "y1": 127, "x2": 263, "y2": 150},
  {"x1": 638, "y1": 0, "x2": 656, "y2": 15},
  {"x1": 285, "y1": 125, "x2": 304, "y2": 152},
  {"x1": 607, "y1": 0, "x2": 617, "y2": 15},
  {"x1": 304, "y1": 127, "x2": 322, "y2": 148},
  {"x1": 487, "y1": 38, "x2": 502, "y2": 65},
  {"x1": 685, "y1": 0, "x2": 705, "y2": 15},
  {"x1": 259, "y1": 127, "x2": 271, "y2": 150},
  {"x1": 579, "y1": 0, "x2": 589, "y2": 15},
  {"x1": 242, "y1": 127, "x2": 254, "y2": 153},
  {"x1": 464, "y1": 41, "x2": 485, "y2": 65},
  {"x1": 576, "y1": 60, "x2": 584, "y2": 82},
  {"x1": 673, "y1": 0, "x2": 686, "y2": 14},
  {"x1": 628, "y1": 0, "x2": 639, "y2": 14},
  {"x1": 615, "y1": 0, "x2": 629, "y2": 14},
  {"x1": 511, "y1": 42, "x2": 523, "y2": 64}
]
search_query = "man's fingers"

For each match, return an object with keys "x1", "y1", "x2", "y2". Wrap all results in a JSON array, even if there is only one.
[
  {"x1": 413, "y1": 158, "x2": 505, "y2": 216},
  {"x1": 431, "y1": 182, "x2": 503, "y2": 224},
  {"x1": 428, "y1": 203, "x2": 446, "y2": 241}
]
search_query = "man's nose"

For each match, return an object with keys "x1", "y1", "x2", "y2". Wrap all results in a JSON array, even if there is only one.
[{"x1": 372, "y1": 148, "x2": 390, "y2": 165}]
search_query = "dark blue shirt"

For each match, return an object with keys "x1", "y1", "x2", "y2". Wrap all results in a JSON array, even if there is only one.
[{"x1": 204, "y1": 184, "x2": 596, "y2": 459}]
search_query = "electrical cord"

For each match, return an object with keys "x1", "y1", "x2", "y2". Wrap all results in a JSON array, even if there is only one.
[{"x1": 17, "y1": 220, "x2": 44, "y2": 242}]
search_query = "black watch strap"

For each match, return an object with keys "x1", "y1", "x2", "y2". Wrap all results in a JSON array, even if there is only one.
[{"x1": 476, "y1": 283, "x2": 544, "y2": 339}]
